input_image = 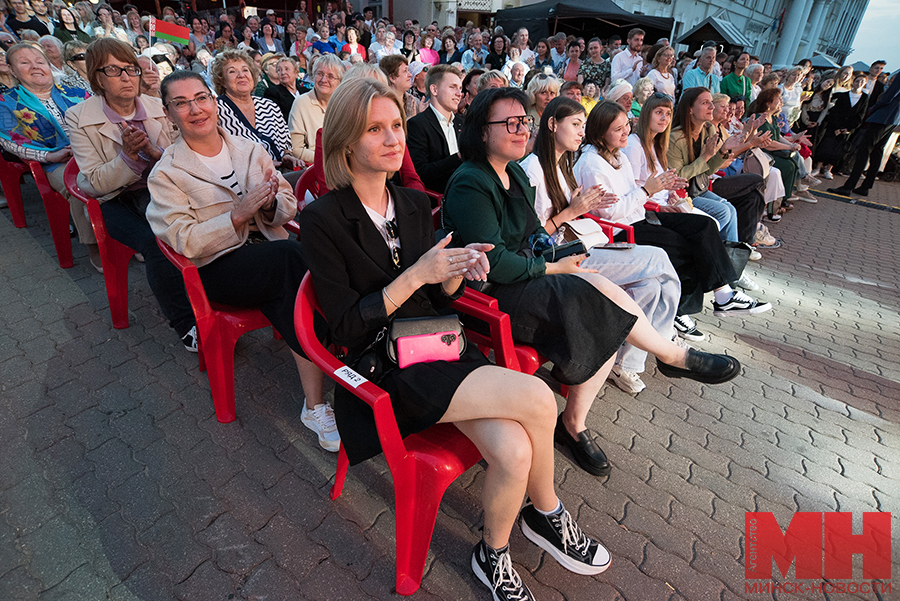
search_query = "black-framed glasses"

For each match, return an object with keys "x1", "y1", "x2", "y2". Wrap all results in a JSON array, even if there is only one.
[
  {"x1": 385, "y1": 219, "x2": 401, "y2": 268},
  {"x1": 70, "y1": 53, "x2": 86, "y2": 61},
  {"x1": 486, "y1": 115, "x2": 534, "y2": 134},
  {"x1": 165, "y1": 92, "x2": 215, "y2": 112},
  {"x1": 97, "y1": 64, "x2": 142, "y2": 77}
]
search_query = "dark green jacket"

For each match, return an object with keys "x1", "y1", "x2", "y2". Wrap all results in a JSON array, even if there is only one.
[{"x1": 443, "y1": 160, "x2": 548, "y2": 284}]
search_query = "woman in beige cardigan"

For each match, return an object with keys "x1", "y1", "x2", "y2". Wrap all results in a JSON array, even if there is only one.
[
  {"x1": 65, "y1": 38, "x2": 196, "y2": 351},
  {"x1": 146, "y1": 70, "x2": 335, "y2": 453}
]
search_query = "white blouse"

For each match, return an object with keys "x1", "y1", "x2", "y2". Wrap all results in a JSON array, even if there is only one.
[
  {"x1": 622, "y1": 134, "x2": 669, "y2": 205},
  {"x1": 647, "y1": 69, "x2": 676, "y2": 98},
  {"x1": 573, "y1": 145, "x2": 648, "y2": 227}
]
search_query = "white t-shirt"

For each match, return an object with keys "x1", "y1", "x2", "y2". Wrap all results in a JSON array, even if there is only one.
[
  {"x1": 197, "y1": 142, "x2": 243, "y2": 199},
  {"x1": 573, "y1": 145, "x2": 647, "y2": 227}
]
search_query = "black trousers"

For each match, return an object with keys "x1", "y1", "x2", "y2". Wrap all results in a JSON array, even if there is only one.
[
  {"x1": 617, "y1": 213, "x2": 738, "y2": 315},
  {"x1": 843, "y1": 122, "x2": 897, "y2": 191},
  {"x1": 712, "y1": 173, "x2": 767, "y2": 244},
  {"x1": 198, "y1": 240, "x2": 308, "y2": 356}
]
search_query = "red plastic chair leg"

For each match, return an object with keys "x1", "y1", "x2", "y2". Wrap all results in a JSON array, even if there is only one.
[
  {"x1": 1, "y1": 171, "x2": 28, "y2": 228},
  {"x1": 199, "y1": 326, "x2": 239, "y2": 423},
  {"x1": 330, "y1": 444, "x2": 349, "y2": 500},
  {"x1": 42, "y1": 190, "x2": 74, "y2": 268},
  {"x1": 102, "y1": 240, "x2": 135, "y2": 329}
]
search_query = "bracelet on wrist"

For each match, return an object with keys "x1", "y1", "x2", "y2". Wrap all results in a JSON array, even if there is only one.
[
  {"x1": 383, "y1": 287, "x2": 401, "y2": 309},
  {"x1": 641, "y1": 185, "x2": 650, "y2": 197}
]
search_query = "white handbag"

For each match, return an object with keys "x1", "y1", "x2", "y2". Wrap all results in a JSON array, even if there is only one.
[{"x1": 557, "y1": 218, "x2": 610, "y2": 249}]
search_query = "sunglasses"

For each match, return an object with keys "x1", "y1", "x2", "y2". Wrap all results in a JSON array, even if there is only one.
[{"x1": 71, "y1": 53, "x2": 86, "y2": 61}]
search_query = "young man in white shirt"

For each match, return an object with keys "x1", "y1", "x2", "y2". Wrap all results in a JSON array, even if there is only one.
[{"x1": 610, "y1": 28, "x2": 644, "y2": 86}]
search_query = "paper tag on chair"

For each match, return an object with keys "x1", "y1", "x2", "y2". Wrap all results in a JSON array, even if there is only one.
[{"x1": 334, "y1": 366, "x2": 368, "y2": 388}]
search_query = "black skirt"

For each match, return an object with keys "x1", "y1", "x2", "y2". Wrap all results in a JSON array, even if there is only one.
[
  {"x1": 336, "y1": 345, "x2": 491, "y2": 465},
  {"x1": 489, "y1": 274, "x2": 637, "y2": 387}
]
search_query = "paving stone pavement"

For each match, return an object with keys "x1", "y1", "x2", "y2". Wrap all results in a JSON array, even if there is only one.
[{"x1": 0, "y1": 176, "x2": 898, "y2": 601}]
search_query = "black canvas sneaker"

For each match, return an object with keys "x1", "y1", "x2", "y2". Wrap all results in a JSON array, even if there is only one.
[
  {"x1": 520, "y1": 503, "x2": 611, "y2": 575},
  {"x1": 471, "y1": 540, "x2": 535, "y2": 601}
]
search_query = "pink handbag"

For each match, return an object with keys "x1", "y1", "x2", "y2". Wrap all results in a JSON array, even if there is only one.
[{"x1": 386, "y1": 315, "x2": 466, "y2": 368}]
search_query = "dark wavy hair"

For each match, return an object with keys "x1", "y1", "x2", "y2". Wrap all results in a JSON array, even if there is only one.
[
  {"x1": 533, "y1": 96, "x2": 585, "y2": 218},
  {"x1": 459, "y1": 86, "x2": 529, "y2": 164}
]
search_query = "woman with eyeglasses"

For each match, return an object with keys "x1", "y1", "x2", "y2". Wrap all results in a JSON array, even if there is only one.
[
  {"x1": 289, "y1": 53, "x2": 344, "y2": 163},
  {"x1": 145, "y1": 70, "x2": 334, "y2": 452},
  {"x1": 0, "y1": 43, "x2": 96, "y2": 265},
  {"x1": 52, "y1": 6, "x2": 91, "y2": 44},
  {"x1": 66, "y1": 39, "x2": 197, "y2": 352},
  {"x1": 302, "y1": 78, "x2": 612, "y2": 600},
  {"x1": 444, "y1": 88, "x2": 741, "y2": 480}
]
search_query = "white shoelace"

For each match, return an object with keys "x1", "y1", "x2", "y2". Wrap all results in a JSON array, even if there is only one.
[
  {"x1": 491, "y1": 549, "x2": 528, "y2": 599},
  {"x1": 675, "y1": 314, "x2": 697, "y2": 330},
  {"x1": 730, "y1": 290, "x2": 754, "y2": 304},
  {"x1": 311, "y1": 405, "x2": 337, "y2": 433},
  {"x1": 555, "y1": 510, "x2": 591, "y2": 557}
]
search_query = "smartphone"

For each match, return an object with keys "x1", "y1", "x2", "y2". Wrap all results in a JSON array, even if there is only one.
[{"x1": 599, "y1": 242, "x2": 635, "y2": 250}]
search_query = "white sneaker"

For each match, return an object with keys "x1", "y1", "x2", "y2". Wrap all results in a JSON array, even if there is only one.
[
  {"x1": 608, "y1": 368, "x2": 646, "y2": 394},
  {"x1": 822, "y1": 169, "x2": 833, "y2": 180},
  {"x1": 673, "y1": 314, "x2": 705, "y2": 342},
  {"x1": 749, "y1": 249, "x2": 762, "y2": 261},
  {"x1": 795, "y1": 190, "x2": 818, "y2": 203},
  {"x1": 712, "y1": 291, "x2": 772, "y2": 316},
  {"x1": 810, "y1": 168, "x2": 821, "y2": 177},
  {"x1": 735, "y1": 274, "x2": 760, "y2": 291},
  {"x1": 802, "y1": 174, "x2": 821, "y2": 187},
  {"x1": 301, "y1": 402, "x2": 341, "y2": 452}
]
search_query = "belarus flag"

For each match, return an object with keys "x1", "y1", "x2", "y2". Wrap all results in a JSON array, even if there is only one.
[{"x1": 150, "y1": 16, "x2": 190, "y2": 45}]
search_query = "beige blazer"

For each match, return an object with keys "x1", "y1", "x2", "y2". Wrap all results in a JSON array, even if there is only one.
[
  {"x1": 65, "y1": 94, "x2": 176, "y2": 202},
  {"x1": 288, "y1": 90, "x2": 325, "y2": 163},
  {"x1": 146, "y1": 129, "x2": 297, "y2": 267}
]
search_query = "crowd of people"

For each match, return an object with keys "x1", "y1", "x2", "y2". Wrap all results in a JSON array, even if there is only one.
[{"x1": 1, "y1": 2, "x2": 898, "y2": 600}]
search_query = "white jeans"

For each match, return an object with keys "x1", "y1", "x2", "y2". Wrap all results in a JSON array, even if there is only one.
[{"x1": 582, "y1": 245, "x2": 680, "y2": 373}]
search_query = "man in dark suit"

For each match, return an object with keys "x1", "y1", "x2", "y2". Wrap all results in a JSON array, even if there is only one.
[
  {"x1": 406, "y1": 64, "x2": 465, "y2": 194},
  {"x1": 828, "y1": 72, "x2": 900, "y2": 197}
]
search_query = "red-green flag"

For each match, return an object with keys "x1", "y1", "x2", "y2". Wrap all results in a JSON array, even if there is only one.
[{"x1": 150, "y1": 17, "x2": 189, "y2": 45}]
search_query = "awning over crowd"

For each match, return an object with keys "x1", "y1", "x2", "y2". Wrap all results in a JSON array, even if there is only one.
[
  {"x1": 495, "y1": 0, "x2": 673, "y2": 43},
  {"x1": 850, "y1": 60, "x2": 870, "y2": 71},
  {"x1": 674, "y1": 16, "x2": 752, "y2": 56},
  {"x1": 809, "y1": 54, "x2": 840, "y2": 69}
]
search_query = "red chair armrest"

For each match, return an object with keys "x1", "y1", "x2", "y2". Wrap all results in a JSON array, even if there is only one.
[
  {"x1": 644, "y1": 201, "x2": 661, "y2": 212},
  {"x1": 580, "y1": 214, "x2": 636, "y2": 244},
  {"x1": 284, "y1": 220, "x2": 301, "y2": 236},
  {"x1": 156, "y1": 238, "x2": 214, "y2": 318},
  {"x1": 451, "y1": 291, "x2": 519, "y2": 371},
  {"x1": 461, "y1": 287, "x2": 499, "y2": 309}
]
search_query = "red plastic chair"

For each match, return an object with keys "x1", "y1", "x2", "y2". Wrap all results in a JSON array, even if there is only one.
[
  {"x1": 293, "y1": 166, "x2": 322, "y2": 212},
  {"x1": 156, "y1": 238, "x2": 281, "y2": 423},
  {"x1": 63, "y1": 159, "x2": 136, "y2": 329},
  {"x1": 0, "y1": 152, "x2": 30, "y2": 228},
  {"x1": 294, "y1": 274, "x2": 523, "y2": 595},
  {"x1": 23, "y1": 160, "x2": 74, "y2": 268},
  {"x1": 581, "y1": 214, "x2": 636, "y2": 243}
]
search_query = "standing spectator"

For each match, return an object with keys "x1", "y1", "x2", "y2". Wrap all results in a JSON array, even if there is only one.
[
  {"x1": 525, "y1": 72, "x2": 559, "y2": 123},
  {"x1": 647, "y1": 44, "x2": 676, "y2": 98},
  {"x1": 831, "y1": 65, "x2": 854, "y2": 93},
  {"x1": 533, "y1": 38, "x2": 553, "y2": 71},
  {"x1": 257, "y1": 22, "x2": 284, "y2": 55},
  {"x1": 720, "y1": 51, "x2": 751, "y2": 101},
  {"x1": 827, "y1": 72, "x2": 900, "y2": 197},
  {"x1": 744, "y1": 63, "x2": 764, "y2": 102},
  {"x1": 407, "y1": 64, "x2": 463, "y2": 193},
  {"x1": 29, "y1": 0, "x2": 56, "y2": 35},
  {"x1": 556, "y1": 40, "x2": 581, "y2": 82},
  {"x1": 578, "y1": 38, "x2": 607, "y2": 88},
  {"x1": 484, "y1": 33, "x2": 507, "y2": 71},
  {"x1": 342, "y1": 26, "x2": 367, "y2": 61},
  {"x1": 264, "y1": 56, "x2": 302, "y2": 122},
  {"x1": 460, "y1": 30, "x2": 487, "y2": 71},
  {"x1": 438, "y1": 33, "x2": 461, "y2": 65},
  {"x1": 610, "y1": 28, "x2": 644, "y2": 86},
  {"x1": 548, "y1": 32, "x2": 566, "y2": 69},
  {"x1": 92, "y1": 3, "x2": 127, "y2": 42},
  {"x1": 814, "y1": 73, "x2": 867, "y2": 180},
  {"x1": 398, "y1": 28, "x2": 416, "y2": 61},
  {"x1": 779, "y1": 67, "x2": 804, "y2": 126},
  {"x1": 681, "y1": 47, "x2": 720, "y2": 94},
  {"x1": 6, "y1": 0, "x2": 50, "y2": 37},
  {"x1": 66, "y1": 38, "x2": 197, "y2": 350},
  {"x1": 864, "y1": 60, "x2": 886, "y2": 104},
  {"x1": 417, "y1": 32, "x2": 439, "y2": 66},
  {"x1": 603, "y1": 35, "x2": 622, "y2": 58}
]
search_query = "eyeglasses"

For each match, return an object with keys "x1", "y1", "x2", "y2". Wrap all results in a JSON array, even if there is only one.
[
  {"x1": 384, "y1": 219, "x2": 401, "y2": 268},
  {"x1": 315, "y1": 71, "x2": 338, "y2": 82},
  {"x1": 486, "y1": 115, "x2": 534, "y2": 134},
  {"x1": 165, "y1": 92, "x2": 215, "y2": 112},
  {"x1": 97, "y1": 64, "x2": 141, "y2": 77},
  {"x1": 70, "y1": 53, "x2": 86, "y2": 61}
]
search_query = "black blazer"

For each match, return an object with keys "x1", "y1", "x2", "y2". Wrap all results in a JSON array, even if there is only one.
[
  {"x1": 824, "y1": 91, "x2": 869, "y2": 134},
  {"x1": 298, "y1": 182, "x2": 461, "y2": 354},
  {"x1": 263, "y1": 83, "x2": 299, "y2": 122},
  {"x1": 406, "y1": 107, "x2": 464, "y2": 193}
]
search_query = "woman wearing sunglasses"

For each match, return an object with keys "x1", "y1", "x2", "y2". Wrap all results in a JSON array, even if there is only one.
[
  {"x1": 67, "y1": 39, "x2": 197, "y2": 351},
  {"x1": 145, "y1": 70, "x2": 334, "y2": 452},
  {"x1": 444, "y1": 88, "x2": 740, "y2": 479},
  {"x1": 301, "y1": 77, "x2": 612, "y2": 601}
]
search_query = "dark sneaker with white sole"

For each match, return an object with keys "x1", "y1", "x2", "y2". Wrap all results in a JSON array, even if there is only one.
[
  {"x1": 712, "y1": 291, "x2": 772, "y2": 316},
  {"x1": 520, "y1": 504, "x2": 611, "y2": 575},
  {"x1": 471, "y1": 540, "x2": 535, "y2": 601},
  {"x1": 181, "y1": 325, "x2": 198, "y2": 353},
  {"x1": 673, "y1": 314, "x2": 705, "y2": 342}
]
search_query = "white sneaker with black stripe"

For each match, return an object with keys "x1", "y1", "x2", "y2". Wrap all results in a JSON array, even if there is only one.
[
  {"x1": 712, "y1": 290, "x2": 772, "y2": 316},
  {"x1": 520, "y1": 503, "x2": 611, "y2": 575},
  {"x1": 471, "y1": 540, "x2": 535, "y2": 601},
  {"x1": 181, "y1": 326, "x2": 198, "y2": 353},
  {"x1": 673, "y1": 314, "x2": 705, "y2": 342}
]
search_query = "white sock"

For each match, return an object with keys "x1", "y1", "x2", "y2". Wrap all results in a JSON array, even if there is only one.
[
  {"x1": 714, "y1": 287, "x2": 735, "y2": 304},
  {"x1": 537, "y1": 499, "x2": 563, "y2": 516}
]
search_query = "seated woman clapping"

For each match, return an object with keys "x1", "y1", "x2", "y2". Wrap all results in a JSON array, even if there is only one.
[
  {"x1": 298, "y1": 78, "x2": 610, "y2": 600},
  {"x1": 573, "y1": 100, "x2": 771, "y2": 343},
  {"x1": 443, "y1": 88, "x2": 740, "y2": 480},
  {"x1": 519, "y1": 96, "x2": 681, "y2": 395},
  {"x1": 145, "y1": 71, "x2": 335, "y2": 452},
  {"x1": 0, "y1": 43, "x2": 99, "y2": 269}
]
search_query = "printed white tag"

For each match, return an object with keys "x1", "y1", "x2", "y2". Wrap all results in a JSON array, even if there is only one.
[{"x1": 334, "y1": 366, "x2": 368, "y2": 388}]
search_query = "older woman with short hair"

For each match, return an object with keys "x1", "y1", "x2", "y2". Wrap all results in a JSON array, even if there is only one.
[
  {"x1": 0, "y1": 43, "x2": 97, "y2": 266},
  {"x1": 524, "y1": 71, "x2": 559, "y2": 123},
  {"x1": 289, "y1": 52, "x2": 344, "y2": 163},
  {"x1": 60, "y1": 39, "x2": 91, "y2": 95},
  {"x1": 263, "y1": 56, "x2": 302, "y2": 121},
  {"x1": 66, "y1": 38, "x2": 196, "y2": 350}
]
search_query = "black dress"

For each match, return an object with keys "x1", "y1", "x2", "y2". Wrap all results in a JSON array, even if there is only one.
[{"x1": 298, "y1": 183, "x2": 490, "y2": 465}]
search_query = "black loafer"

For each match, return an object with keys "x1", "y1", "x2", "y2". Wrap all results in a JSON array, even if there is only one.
[
  {"x1": 554, "y1": 415, "x2": 611, "y2": 477},
  {"x1": 657, "y1": 348, "x2": 741, "y2": 384},
  {"x1": 826, "y1": 187, "x2": 852, "y2": 196},
  {"x1": 852, "y1": 187, "x2": 869, "y2": 197}
]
